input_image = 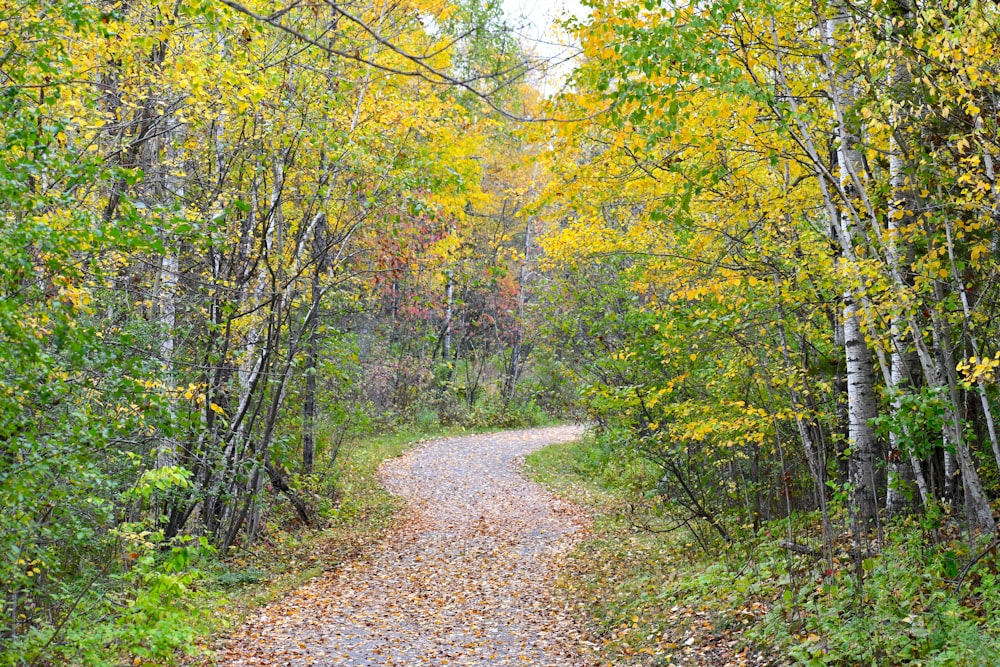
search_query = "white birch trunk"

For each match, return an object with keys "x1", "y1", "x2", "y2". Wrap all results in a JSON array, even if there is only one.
[
  {"x1": 154, "y1": 117, "x2": 183, "y2": 469},
  {"x1": 844, "y1": 296, "x2": 879, "y2": 532},
  {"x1": 826, "y1": 5, "x2": 881, "y2": 533},
  {"x1": 443, "y1": 270, "x2": 453, "y2": 360}
]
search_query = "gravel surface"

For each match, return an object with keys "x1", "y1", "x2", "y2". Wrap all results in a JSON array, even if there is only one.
[{"x1": 221, "y1": 426, "x2": 593, "y2": 666}]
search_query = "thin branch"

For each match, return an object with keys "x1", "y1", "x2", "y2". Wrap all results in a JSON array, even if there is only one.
[{"x1": 214, "y1": 0, "x2": 604, "y2": 123}]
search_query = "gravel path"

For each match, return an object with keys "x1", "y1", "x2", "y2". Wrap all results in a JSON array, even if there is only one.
[{"x1": 222, "y1": 426, "x2": 592, "y2": 666}]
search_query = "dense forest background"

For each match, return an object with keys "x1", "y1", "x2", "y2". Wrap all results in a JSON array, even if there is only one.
[{"x1": 4, "y1": 0, "x2": 1000, "y2": 663}]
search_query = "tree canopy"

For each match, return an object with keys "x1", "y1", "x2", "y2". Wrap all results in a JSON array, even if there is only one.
[{"x1": 4, "y1": 0, "x2": 1000, "y2": 663}]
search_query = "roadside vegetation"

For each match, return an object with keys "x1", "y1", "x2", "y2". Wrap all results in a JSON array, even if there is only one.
[
  {"x1": 528, "y1": 434, "x2": 1000, "y2": 666},
  {"x1": 8, "y1": 416, "x2": 550, "y2": 667}
]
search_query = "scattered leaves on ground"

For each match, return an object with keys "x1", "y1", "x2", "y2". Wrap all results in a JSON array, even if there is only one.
[{"x1": 213, "y1": 426, "x2": 595, "y2": 666}]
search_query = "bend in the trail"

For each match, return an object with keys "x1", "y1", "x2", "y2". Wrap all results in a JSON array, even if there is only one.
[{"x1": 222, "y1": 425, "x2": 593, "y2": 666}]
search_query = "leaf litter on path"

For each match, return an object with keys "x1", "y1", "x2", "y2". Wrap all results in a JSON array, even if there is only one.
[{"x1": 217, "y1": 426, "x2": 596, "y2": 666}]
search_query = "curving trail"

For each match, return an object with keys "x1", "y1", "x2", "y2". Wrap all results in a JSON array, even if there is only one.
[{"x1": 222, "y1": 426, "x2": 593, "y2": 666}]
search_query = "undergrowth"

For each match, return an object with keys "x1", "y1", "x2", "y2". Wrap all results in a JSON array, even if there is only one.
[
  {"x1": 526, "y1": 434, "x2": 1000, "y2": 666},
  {"x1": 2, "y1": 422, "x2": 500, "y2": 667}
]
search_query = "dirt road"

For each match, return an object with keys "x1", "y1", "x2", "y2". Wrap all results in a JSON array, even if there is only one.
[{"x1": 222, "y1": 426, "x2": 592, "y2": 666}]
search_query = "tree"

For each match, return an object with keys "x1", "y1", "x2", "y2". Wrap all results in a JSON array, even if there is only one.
[
  {"x1": 0, "y1": 0, "x2": 543, "y2": 659},
  {"x1": 536, "y1": 0, "x2": 1000, "y2": 549}
]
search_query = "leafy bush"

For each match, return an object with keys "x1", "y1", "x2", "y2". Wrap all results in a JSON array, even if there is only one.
[
  {"x1": 2, "y1": 534, "x2": 215, "y2": 667},
  {"x1": 753, "y1": 525, "x2": 1000, "y2": 666}
]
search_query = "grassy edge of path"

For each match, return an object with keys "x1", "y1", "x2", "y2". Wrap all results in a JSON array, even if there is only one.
[
  {"x1": 524, "y1": 434, "x2": 777, "y2": 667},
  {"x1": 527, "y1": 433, "x2": 1000, "y2": 667}
]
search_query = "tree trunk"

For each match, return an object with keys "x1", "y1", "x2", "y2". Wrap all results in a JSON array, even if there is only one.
[
  {"x1": 844, "y1": 296, "x2": 879, "y2": 533},
  {"x1": 302, "y1": 215, "x2": 326, "y2": 475},
  {"x1": 443, "y1": 269, "x2": 453, "y2": 360},
  {"x1": 302, "y1": 317, "x2": 318, "y2": 475},
  {"x1": 887, "y1": 327, "x2": 922, "y2": 515},
  {"x1": 930, "y1": 307, "x2": 995, "y2": 533},
  {"x1": 503, "y1": 215, "x2": 532, "y2": 406}
]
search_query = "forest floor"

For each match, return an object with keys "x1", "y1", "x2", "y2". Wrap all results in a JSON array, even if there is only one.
[
  {"x1": 213, "y1": 425, "x2": 597, "y2": 666},
  {"x1": 525, "y1": 438, "x2": 778, "y2": 667}
]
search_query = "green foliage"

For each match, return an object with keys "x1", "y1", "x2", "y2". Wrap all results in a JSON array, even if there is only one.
[
  {"x1": 1, "y1": 533, "x2": 215, "y2": 667},
  {"x1": 755, "y1": 526, "x2": 1000, "y2": 666},
  {"x1": 105, "y1": 540, "x2": 214, "y2": 664},
  {"x1": 0, "y1": 0, "x2": 179, "y2": 655},
  {"x1": 459, "y1": 396, "x2": 552, "y2": 429},
  {"x1": 517, "y1": 349, "x2": 583, "y2": 417},
  {"x1": 127, "y1": 466, "x2": 194, "y2": 501},
  {"x1": 530, "y1": 436, "x2": 1000, "y2": 667},
  {"x1": 214, "y1": 566, "x2": 266, "y2": 589},
  {"x1": 873, "y1": 387, "x2": 950, "y2": 460}
]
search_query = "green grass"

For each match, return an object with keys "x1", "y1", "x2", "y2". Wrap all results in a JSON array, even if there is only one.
[
  {"x1": 526, "y1": 436, "x2": 1000, "y2": 667},
  {"x1": 524, "y1": 432, "x2": 613, "y2": 507},
  {"x1": 526, "y1": 435, "x2": 769, "y2": 665}
]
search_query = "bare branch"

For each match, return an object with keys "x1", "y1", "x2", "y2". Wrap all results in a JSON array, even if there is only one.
[{"x1": 214, "y1": 0, "x2": 604, "y2": 123}]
